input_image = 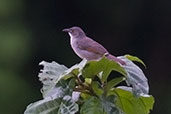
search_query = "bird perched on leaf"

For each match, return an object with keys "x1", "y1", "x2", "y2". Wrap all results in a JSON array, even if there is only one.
[{"x1": 63, "y1": 26, "x2": 125, "y2": 65}]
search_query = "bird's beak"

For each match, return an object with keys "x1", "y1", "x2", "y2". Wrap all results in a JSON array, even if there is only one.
[{"x1": 62, "y1": 28, "x2": 71, "y2": 32}]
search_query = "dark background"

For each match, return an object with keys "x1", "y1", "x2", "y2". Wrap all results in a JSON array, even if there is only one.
[{"x1": 0, "y1": 0, "x2": 170, "y2": 114}]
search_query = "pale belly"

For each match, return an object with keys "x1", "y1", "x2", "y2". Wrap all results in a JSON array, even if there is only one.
[
  {"x1": 73, "y1": 47, "x2": 101, "y2": 60},
  {"x1": 70, "y1": 38, "x2": 101, "y2": 60}
]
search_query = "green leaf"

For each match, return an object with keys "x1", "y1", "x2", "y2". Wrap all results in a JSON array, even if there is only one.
[
  {"x1": 81, "y1": 93, "x2": 91, "y2": 100},
  {"x1": 82, "y1": 57, "x2": 126, "y2": 82},
  {"x1": 113, "y1": 88, "x2": 154, "y2": 114},
  {"x1": 118, "y1": 56, "x2": 149, "y2": 96},
  {"x1": 80, "y1": 96, "x2": 122, "y2": 114},
  {"x1": 80, "y1": 97, "x2": 104, "y2": 114},
  {"x1": 91, "y1": 81, "x2": 104, "y2": 96},
  {"x1": 24, "y1": 79, "x2": 79, "y2": 114},
  {"x1": 24, "y1": 95, "x2": 78, "y2": 114},
  {"x1": 125, "y1": 54, "x2": 146, "y2": 68},
  {"x1": 85, "y1": 78, "x2": 92, "y2": 85},
  {"x1": 106, "y1": 77, "x2": 125, "y2": 93},
  {"x1": 39, "y1": 61, "x2": 68, "y2": 97},
  {"x1": 101, "y1": 95, "x2": 123, "y2": 114}
]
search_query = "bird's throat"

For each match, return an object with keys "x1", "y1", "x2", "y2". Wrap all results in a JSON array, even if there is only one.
[{"x1": 69, "y1": 33, "x2": 73, "y2": 39}]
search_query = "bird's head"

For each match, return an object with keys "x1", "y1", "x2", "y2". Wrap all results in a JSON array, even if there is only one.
[{"x1": 63, "y1": 26, "x2": 86, "y2": 39}]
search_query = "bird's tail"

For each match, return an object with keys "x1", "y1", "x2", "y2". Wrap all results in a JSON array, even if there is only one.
[{"x1": 106, "y1": 54, "x2": 126, "y2": 65}]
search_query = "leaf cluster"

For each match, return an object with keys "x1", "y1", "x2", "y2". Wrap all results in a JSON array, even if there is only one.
[{"x1": 24, "y1": 55, "x2": 154, "y2": 114}]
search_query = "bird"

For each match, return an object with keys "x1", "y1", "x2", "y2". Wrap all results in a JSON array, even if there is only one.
[{"x1": 62, "y1": 26, "x2": 125, "y2": 65}]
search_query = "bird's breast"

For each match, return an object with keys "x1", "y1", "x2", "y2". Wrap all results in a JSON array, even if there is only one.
[{"x1": 70, "y1": 38, "x2": 83, "y2": 58}]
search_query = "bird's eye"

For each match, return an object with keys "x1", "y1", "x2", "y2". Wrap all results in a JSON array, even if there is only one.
[{"x1": 71, "y1": 30, "x2": 74, "y2": 33}]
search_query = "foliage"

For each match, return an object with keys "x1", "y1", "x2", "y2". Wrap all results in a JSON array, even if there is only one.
[{"x1": 24, "y1": 55, "x2": 154, "y2": 114}]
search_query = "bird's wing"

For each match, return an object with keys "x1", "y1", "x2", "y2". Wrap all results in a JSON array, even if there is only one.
[{"x1": 77, "y1": 37, "x2": 108, "y2": 55}]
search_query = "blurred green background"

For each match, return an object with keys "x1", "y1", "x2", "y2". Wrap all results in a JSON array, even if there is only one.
[{"x1": 0, "y1": 0, "x2": 170, "y2": 114}]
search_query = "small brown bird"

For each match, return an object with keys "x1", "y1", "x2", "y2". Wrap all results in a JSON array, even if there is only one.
[{"x1": 63, "y1": 26, "x2": 125, "y2": 65}]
